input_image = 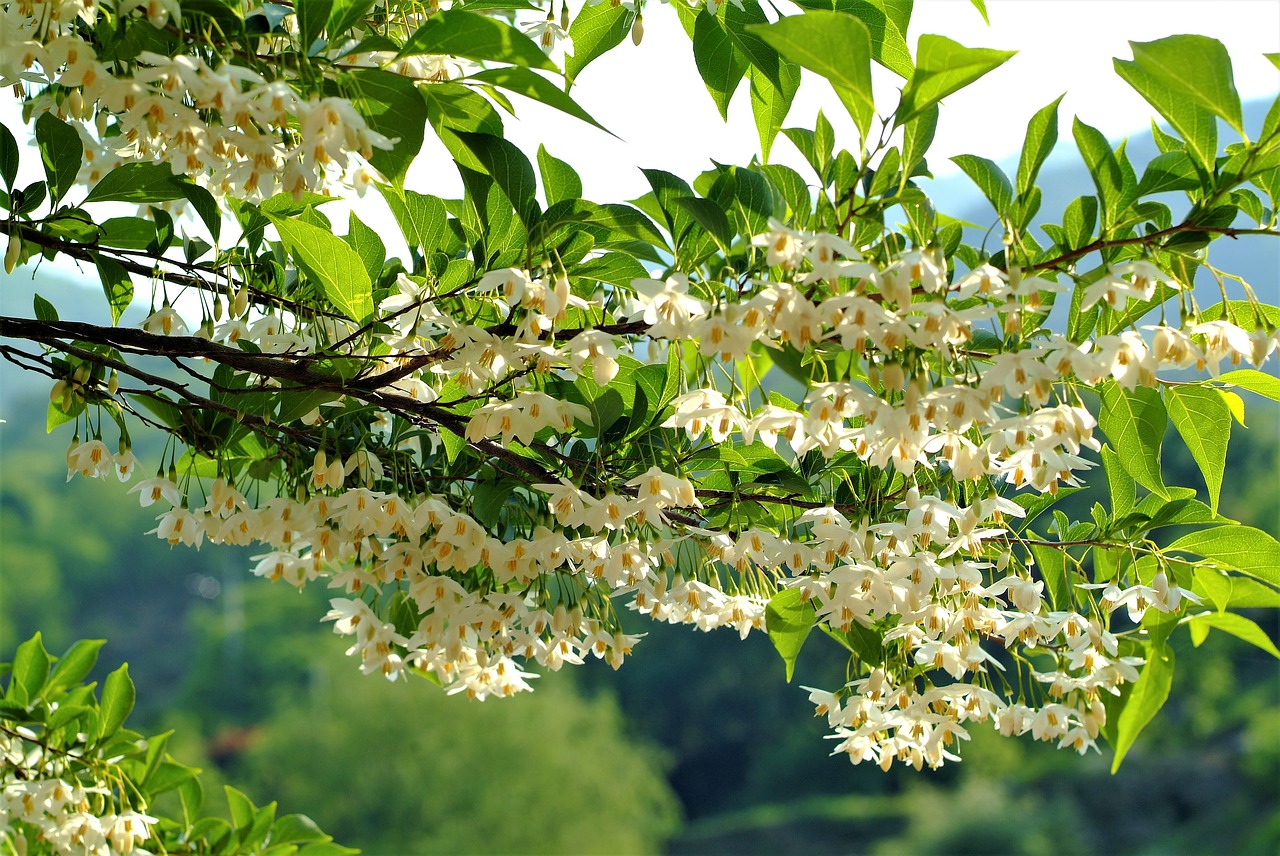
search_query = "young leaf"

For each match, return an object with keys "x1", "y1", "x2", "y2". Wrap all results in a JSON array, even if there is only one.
[
  {"x1": 1165, "y1": 385, "x2": 1229, "y2": 512},
  {"x1": 896, "y1": 35, "x2": 1016, "y2": 126},
  {"x1": 1098, "y1": 382, "x2": 1168, "y2": 499},
  {"x1": 1016, "y1": 94, "x2": 1063, "y2": 196},
  {"x1": 748, "y1": 11, "x2": 875, "y2": 141},
  {"x1": 270, "y1": 216, "x2": 374, "y2": 321},
  {"x1": 1111, "y1": 642, "x2": 1173, "y2": 772},
  {"x1": 97, "y1": 663, "x2": 136, "y2": 740},
  {"x1": 765, "y1": 588, "x2": 817, "y2": 682},
  {"x1": 399, "y1": 8, "x2": 557, "y2": 71}
]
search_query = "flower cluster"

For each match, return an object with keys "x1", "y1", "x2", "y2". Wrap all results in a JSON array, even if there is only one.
[
  {"x1": 54, "y1": 197, "x2": 1276, "y2": 769},
  {"x1": 1, "y1": 726, "x2": 155, "y2": 856}
]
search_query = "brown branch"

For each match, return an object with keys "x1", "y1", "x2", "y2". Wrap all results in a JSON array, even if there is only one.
[{"x1": 1029, "y1": 224, "x2": 1279, "y2": 275}]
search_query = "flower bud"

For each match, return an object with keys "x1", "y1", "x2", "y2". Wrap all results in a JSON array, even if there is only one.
[
  {"x1": 108, "y1": 370, "x2": 119, "y2": 395},
  {"x1": 5, "y1": 232, "x2": 21, "y2": 274},
  {"x1": 632, "y1": 14, "x2": 644, "y2": 45},
  {"x1": 560, "y1": 0, "x2": 570, "y2": 30},
  {"x1": 233, "y1": 287, "x2": 249, "y2": 317}
]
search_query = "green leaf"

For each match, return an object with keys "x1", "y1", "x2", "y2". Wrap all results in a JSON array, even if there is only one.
[
  {"x1": 345, "y1": 212, "x2": 385, "y2": 283},
  {"x1": 47, "y1": 639, "x2": 105, "y2": 694},
  {"x1": 1028, "y1": 541, "x2": 1069, "y2": 611},
  {"x1": 400, "y1": 8, "x2": 556, "y2": 70},
  {"x1": 1113, "y1": 57, "x2": 1218, "y2": 175},
  {"x1": 1193, "y1": 568, "x2": 1280, "y2": 609},
  {"x1": 536, "y1": 145, "x2": 581, "y2": 208},
  {"x1": 272, "y1": 814, "x2": 331, "y2": 846},
  {"x1": 967, "y1": 0, "x2": 989, "y2": 23},
  {"x1": 34, "y1": 112, "x2": 82, "y2": 204},
  {"x1": 1217, "y1": 368, "x2": 1280, "y2": 401},
  {"x1": 1165, "y1": 385, "x2": 1229, "y2": 512},
  {"x1": 10, "y1": 633, "x2": 50, "y2": 705},
  {"x1": 346, "y1": 69, "x2": 427, "y2": 184},
  {"x1": 0, "y1": 122, "x2": 18, "y2": 190},
  {"x1": 327, "y1": 0, "x2": 376, "y2": 39},
  {"x1": 1098, "y1": 382, "x2": 1168, "y2": 499},
  {"x1": 1127, "y1": 36, "x2": 1243, "y2": 134},
  {"x1": 1101, "y1": 445, "x2": 1135, "y2": 517},
  {"x1": 225, "y1": 785, "x2": 258, "y2": 831},
  {"x1": 298, "y1": 0, "x2": 333, "y2": 47},
  {"x1": 748, "y1": 11, "x2": 875, "y2": 141},
  {"x1": 32, "y1": 293, "x2": 58, "y2": 322},
  {"x1": 703, "y1": 5, "x2": 777, "y2": 95},
  {"x1": 749, "y1": 61, "x2": 801, "y2": 162},
  {"x1": 95, "y1": 255, "x2": 134, "y2": 325},
  {"x1": 1167, "y1": 525, "x2": 1280, "y2": 587},
  {"x1": 572, "y1": 253, "x2": 648, "y2": 290},
  {"x1": 673, "y1": 196, "x2": 733, "y2": 250},
  {"x1": 466, "y1": 67, "x2": 608, "y2": 132},
  {"x1": 688, "y1": 6, "x2": 749, "y2": 120},
  {"x1": 900, "y1": 103, "x2": 937, "y2": 180},
  {"x1": 793, "y1": 0, "x2": 914, "y2": 78},
  {"x1": 950, "y1": 154, "x2": 1012, "y2": 217},
  {"x1": 1134, "y1": 151, "x2": 1200, "y2": 196},
  {"x1": 455, "y1": 131, "x2": 540, "y2": 232},
  {"x1": 1185, "y1": 612, "x2": 1280, "y2": 658},
  {"x1": 1111, "y1": 642, "x2": 1173, "y2": 772},
  {"x1": 896, "y1": 34, "x2": 1015, "y2": 126},
  {"x1": 564, "y1": 2, "x2": 633, "y2": 86},
  {"x1": 377, "y1": 186, "x2": 447, "y2": 255},
  {"x1": 270, "y1": 216, "x2": 374, "y2": 320},
  {"x1": 765, "y1": 588, "x2": 817, "y2": 682},
  {"x1": 97, "y1": 663, "x2": 135, "y2": 740},
  {"x1": 1073, "y1": 118, "x2": 1135, "y2": 231},
  {"x1": 1016, "y1": 94, "x2": 1063, "y2": 197},
  {"x1": 81, "y1": 159, "x2": 180, "y2": 202}
]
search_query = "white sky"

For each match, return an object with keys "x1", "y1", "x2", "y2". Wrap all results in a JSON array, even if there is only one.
[{"x1": 477, "y1": 0, "x2": 1280, "y2": 201}]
